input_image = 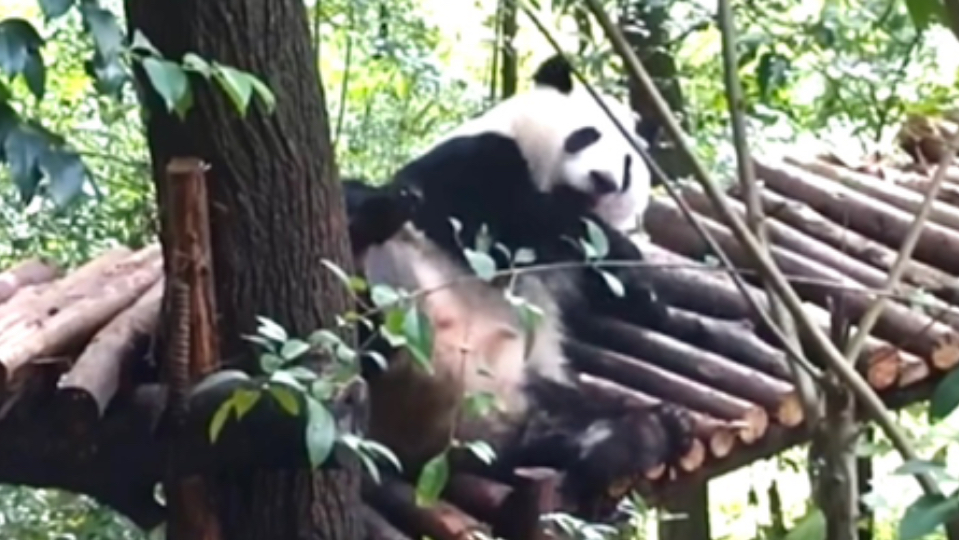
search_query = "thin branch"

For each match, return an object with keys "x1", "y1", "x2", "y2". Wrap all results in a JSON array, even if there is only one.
[
  {"x1": 579, "y1": 0, "x2": 940, "y2": 497},
  {"x1": 844, "y1": 131, "x2": 959, "y2": 365},
  {"x1": 716, "y1": 0, "x2": 818, "y2": 427},
  {"x1": 332, "y1": 1, "x2": 355, "y2": 151}
]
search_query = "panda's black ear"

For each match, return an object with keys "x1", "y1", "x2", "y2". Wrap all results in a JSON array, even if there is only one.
[{"x1": 532, "y1": 54, "x2": 574, "y2": 94}]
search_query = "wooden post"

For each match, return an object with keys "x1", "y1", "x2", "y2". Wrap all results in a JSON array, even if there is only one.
[
  {"x1": 658, "y1": 480, "x2": 710, "y2": 540},
  {"x1": 163, "y1": 157, "x2": 223, "y2": 540}
]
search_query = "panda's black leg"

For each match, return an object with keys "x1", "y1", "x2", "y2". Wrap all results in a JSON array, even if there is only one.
[{"x1": 486, "y1": 378, "x2": 696, "y2": 518}]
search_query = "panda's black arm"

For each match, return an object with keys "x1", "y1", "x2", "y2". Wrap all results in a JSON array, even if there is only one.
[
  {"x1": 340, "y1": 179, "x2": 417, "y2": 379},
  {"x1": 572, "y1": 216, "x2": 670, "y2": 331},
  {"x1": 342, "y1": 178, "x2": 420, "y2": 255}
]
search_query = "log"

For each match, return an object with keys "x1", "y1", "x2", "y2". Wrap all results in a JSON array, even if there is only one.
[
  {"x1": 0, "y1": 247, "x2": 163, "y2": 384},
  {"x1": 636, "y1": 241, "x2": 908, "y2": 379},
  {"x1": 659, "y1": 305, "x2": 791, "y2": 381},
  {"x1": 646, "y1": 198, "x2": 959, "y2": 371},
  {"x1": 577, "y1": 374, "x2": 732, "y2": 465},
  {"x1": 363, "y1": 478, "x2": 490, "y2": 540},
  {"x1": 577, "y1": 374, "x2": 740, "y2": 459},
  {"x1": 443, "y1": 473, "x2": 512, "y2": 525},
  {"x1": 362, "y1": 505, "x2": 413, "y2": 540},
  {"x1": 753, "y1": 157, "x2": 959, "y2": 274},
  {"x1": 0, "y1": 258, "x2": 60, "y2": 305},
  {"x1": 56, "y1": 278, "x2": 163, "y2": 418},
  {"x1": 898, "y1": 352, "x2": 932, "y2": 389},
  {"x1": 726, "y1": 185, "x2": 959, "y2": 303},
  {"x1": 882, "y1": 168, "x2": 959, "y2": 209},
  {"x1": 496, "y1": 468, "x2": 561, "y2": 540},
  {"x1": 680, "y1": 184, "x2": 959, "y2": 329},
  {"x1": 787, "y1": 156, "x2": 959, "y2": 232},
  {"x1": 568, "y1": 341, "x2": 769, "y2": 443},
  {"x1": 679, "y1": 185, "x2": 903, "y2": 293},
  {"x1": 0, "y1": 247, "x2": 134, "y2": 336},
  {"x1": 579, "y1": 316, "x2": 802, "y2": 426}
]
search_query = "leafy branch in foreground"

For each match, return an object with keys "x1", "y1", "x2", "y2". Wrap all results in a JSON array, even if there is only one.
[{"x1": 0, "y1": 4, "x2": 275, "y2": 210}]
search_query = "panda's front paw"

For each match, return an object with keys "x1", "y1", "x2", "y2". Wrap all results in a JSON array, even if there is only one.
[{"x1": 648, "y1": 402, "x2": 696, "y2": 468}]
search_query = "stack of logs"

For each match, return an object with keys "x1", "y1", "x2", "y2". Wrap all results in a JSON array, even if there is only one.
[{"x1": 0, "y1": 154, "x2": 958, "y2": 539}]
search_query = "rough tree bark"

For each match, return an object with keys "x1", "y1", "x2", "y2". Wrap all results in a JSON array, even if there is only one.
[{"x1": 123, "y1": 0, "x2": 361, "y2": 538}]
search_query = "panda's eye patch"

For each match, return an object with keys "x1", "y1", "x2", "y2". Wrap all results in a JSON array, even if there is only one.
[{"x1": 564, "y1": 127, "x2": 602, "y2": 154}]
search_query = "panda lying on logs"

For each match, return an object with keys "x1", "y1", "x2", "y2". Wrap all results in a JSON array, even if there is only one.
[{"x1": 343, "y1": 54, "x2": 694, "y2": 512}]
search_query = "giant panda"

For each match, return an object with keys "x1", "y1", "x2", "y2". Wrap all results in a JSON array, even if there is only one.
[{"x1": 342, "y1": 54, "x2": 692, "y2": 514}]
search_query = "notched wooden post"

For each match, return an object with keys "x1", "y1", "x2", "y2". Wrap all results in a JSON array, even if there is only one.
[{"x1": 163, "y1": 156, "x2": 223, "y2": 540}]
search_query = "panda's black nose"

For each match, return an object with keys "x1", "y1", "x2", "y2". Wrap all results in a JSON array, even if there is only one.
[{"x1": 590, "y1": 171, "x2": 619, "y2": 195}]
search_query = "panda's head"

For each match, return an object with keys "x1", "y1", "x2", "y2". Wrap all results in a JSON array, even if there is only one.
[{"x1": 441, "y1": 54, "x2": 652, "y2": 231}]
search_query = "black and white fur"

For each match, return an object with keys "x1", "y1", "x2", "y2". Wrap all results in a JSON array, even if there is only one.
[{"x1": 344, "y1": 55, "x2": 691, "y2": 512}]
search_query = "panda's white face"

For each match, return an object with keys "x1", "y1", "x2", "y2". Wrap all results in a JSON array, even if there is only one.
[
  {"x1": 423, "y1": 77, "x2": 652, "y2": 233},
  {"x1": 552, "y1": 90, "x2": 651, "y2": 232}
]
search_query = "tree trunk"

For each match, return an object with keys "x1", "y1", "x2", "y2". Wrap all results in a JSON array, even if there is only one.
[{"x1": 123, "y1": 0, "x2": 361, "y2": 538}]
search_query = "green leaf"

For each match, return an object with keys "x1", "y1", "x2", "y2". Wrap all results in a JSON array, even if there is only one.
[
  {"x1": 464, "y1": 391, "x2": 496, "y2": 418},
  {"x1": 599, "y1": 270, "x2": 625, "y2": 298},
  {"x1": 464, "y1": 249, "x2": 496, "y2": 280},
  {"x1": 305, "y1": 397, "x2": 337, "y2": 468},
  {"x1": 415, "y1": 452, "x2": 450, "y2": 506},
  {"x1": 182, "y1": 53, "x2": 212, "y2": 77},
  {"x1": 280, "y1": 338, "x2": 311, "y2": 361},
  {"x1": 583, "y1": 218, "x2": 609, "y2": 259},
  {"x1": 268, "y1": 384, "x2": 301, "y2": 416},
  {"x1": 209, "y1": 397, "x2": 236, "y2": 443},
  {"x1": 259, "y1": 352, "x2": 284, "y2": 373},
  {"x1": 191, "y1": 369, "x2": 250, "y2": 398},
  {"x1": 212, "y1": 63, "x2": 254, "y2": 115},
  {"x1": 285, "y1": 365, "x2": 320, "y2": 382},
  {"x1": 256, "y1": 316, "x2": 288, "y2": 343},
  {"x1": 514, "y1": 248, "x2": 536, "y2": 265},
  {"x1": 930, "y1": 366, "x2": 959, "y2": 421},
  {"x1": 893, "y1": 459, "x2": 956, "y2": 484},
  {"x1": 21, "y1": 49, "x2": 45, "y2": 101},
  {"x1": 462, "y1": 440, "x2": 496, "y2": 465},
  {"x1": 402, "y1": 306, "x2": 434, "y2": 370},
  {"x1": 38, "y1": 0, "x2": 75, "y2": 20},
  {"x1": 141, "y1": 57, "x2": 192, "y2": 118},
  {"x1": 84, "y1": 52, "x2": 127, "y2": 97},
  {"x1": 129, "y1": 30, "x2": 161, "y2": 57},
  {"x1": 40, "y1": 149, "x2": 87, "y2": 207},
  {"x1": 233, "y1": 388, "x2": 262, "y2": 419},
  {"x1": 4, "y1": 125, "x2": 47, "y2": 204},
  {"x1": 783, "y1": 507, "x2": 825, "y2": 540},
  {"x1": 905, "y1": 0, "x2": 947, "y2": 30},
  {"x1": 0, "y1": 19, "x2": 43, "y2": 79},
  {"x1": 899, "y1": 494, "x2": 959, "y2": 540},
  {"x1": 249, "y1": 75, "x2": 277, "y2": 114},
  {"x1": 371, "y1": 284, "x2": 401, "y2": 307},
  {"x1": 321, "y1": 259, "x2": 353, "y2": 289},
  {"x1": 359, "y1": 439, "x2": 403, "y2": 473},
  {"x1": 80, "y1": 6, "x2": 125, "y2": 59}
]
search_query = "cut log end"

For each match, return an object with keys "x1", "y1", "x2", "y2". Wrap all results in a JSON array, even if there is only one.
[
  {"x1": 865, "y1": 346, "x2": 902, "y2": 390},
  {"x1": 931, "y1": 334, "x2": 959, "y2": 370},
  {"x1": 678, "y1": 438, "x2": 706, "y2": 472},
  {"x1": 708, "y1": 428, "x2": 737, "y2": 459},
  {"x1": 737, "y1": 406, "x2": 769, "y2": 444},
  {"x1": 775, "y1": 392, "x2": 805, "y2": 427},
  {"x1": 645, "y1": 463, "x2": 667, "y2": 480}
]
